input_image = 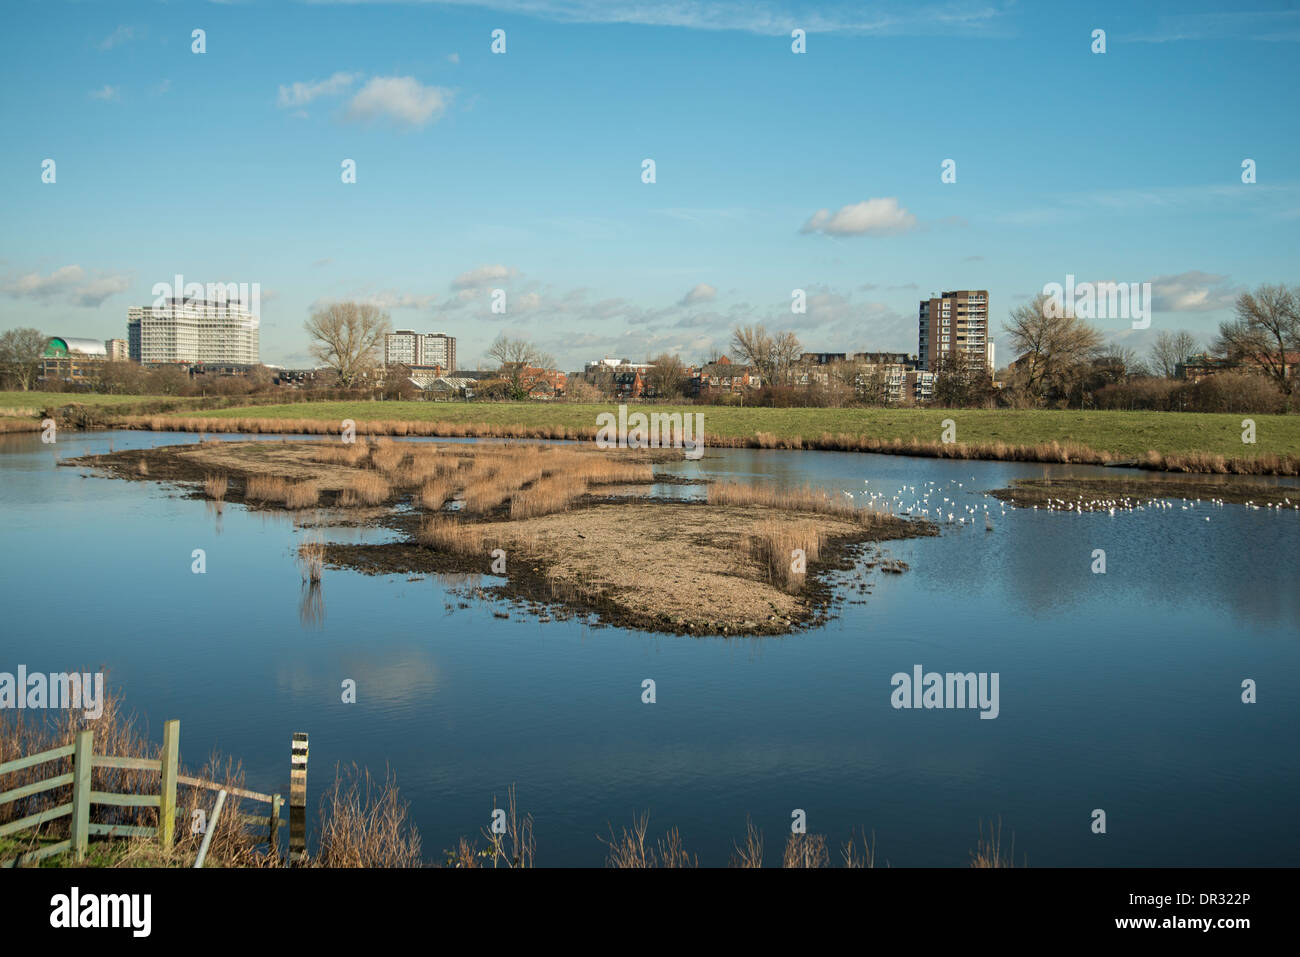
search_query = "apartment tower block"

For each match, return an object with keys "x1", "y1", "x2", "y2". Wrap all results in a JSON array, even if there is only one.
[{"x1": 917, "y1": 290, "x2": 991, "y2": 373}]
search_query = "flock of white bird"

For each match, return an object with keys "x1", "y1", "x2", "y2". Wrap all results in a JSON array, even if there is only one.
[{"x1": 836, "y1": 477, "x2": 1298, "y2": 525}]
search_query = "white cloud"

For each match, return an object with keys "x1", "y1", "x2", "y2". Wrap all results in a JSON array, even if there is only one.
[
  {"x1": 452, "y1": 264, "x2": 516, "y2": 289},
  {"x1": 345, "y1": 76, "x2": 452, "y2": 127},
  {"x1": 89, "y1": 85, "x2": 120, "y2": 102},
  {"x1": 277, "y1": 72, "x2": 359, "y2": 108},
  {"x1": 679, "y1": 283, "x2": 716, "y2": 305},
  {"x1": 99, "y1": 26, "x2": 136, "y2": 51},
  {"x1": 447, "y1": 52, "x2": 460, "y2": 64},
  {"x1": 800, "y1": 198, "x2": 917, "y2": 237},
  {"x1": 3, "y1": 265, "x2": 131, "y2": 307},
  {"x1": 1150, "y1": 271, "x2": 1238, "y2": 313}
]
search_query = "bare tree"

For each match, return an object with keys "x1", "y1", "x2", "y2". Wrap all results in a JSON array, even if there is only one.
[
  {"x1": 729, "y1": 325, "x2": 801, "y2": 386},
  {"x1": 304, "y1": 302, "x2": 390, "y2": 388},
  {"x1": 1003, "y1": 293, "x2": 1104, "y2": 405},
  {"x1": 645, "y1": 352, "x2": 686, "y2": 398},
  {"x1": 1214, "y1": 284, "x2": 1300, "y2": 395},
  {"x1": 486, "y1": 334, "x2": 555, "y2": 400},
  {"x1": 0, "y1": 328, "x2": 49, "y2": 391},
  {"x1": 1149, "y1": 330, "x2": 1200, "y2": 378}
]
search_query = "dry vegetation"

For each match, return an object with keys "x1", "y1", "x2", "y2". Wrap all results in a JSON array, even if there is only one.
[
  {"x1": 69, "y1": 438, "x2": 930, "y2": 635},
  {"x1": 203, "y1": 474, "x2": 228, "y2": 501}
]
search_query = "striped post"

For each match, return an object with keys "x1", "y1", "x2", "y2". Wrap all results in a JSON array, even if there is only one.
[
  {"x1": 158, "y1": 720, "x2": 180, "y2": 848},
  {"x1": 70, "y1": 730, "x2": 93, "y2": 862},
  {"x1": 289, "y1": 732, "x2": 308, "y2": 864}
]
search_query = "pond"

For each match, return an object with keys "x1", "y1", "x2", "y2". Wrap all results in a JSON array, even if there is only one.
[{"x1": 1, "y1": 430, "x2": 1296, "y2": 866}]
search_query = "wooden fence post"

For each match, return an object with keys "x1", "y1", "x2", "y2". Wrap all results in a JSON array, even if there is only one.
[
  {"x1": 158, "y1": 719, "x2": 180, "y2": 848},
  {"x1": 70, "y1": 730, "x2": 93, "y2": 862},
  {"x1": 289, "y1": 732, "x2": 308, "y2": 864}
]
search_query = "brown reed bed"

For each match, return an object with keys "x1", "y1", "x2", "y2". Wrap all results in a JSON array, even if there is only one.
[
  {"x1": 509, "y1": 472, "x2": 588, "y2": 519},
  {"x1": 0, "y1": 418, "x2": 43, "y2": 433},
  {"x1": 284, "y1": 480, "x2": 321, "y2": 509},
  {"x1": 746, "y1": 519, "x2": 823, "y2": 590},
  {"x1": 203, "y1": 473, "x2": 228, "y2": 501},
  {"x1": 245, "y1": 474, "x2": 289, "y2": 504},
  {"x1": 709, "y1": 480, "x2": 879, "y2": 524},
  {"x1": 339, "y1": 472, "x2": 391, "y2": 507}
]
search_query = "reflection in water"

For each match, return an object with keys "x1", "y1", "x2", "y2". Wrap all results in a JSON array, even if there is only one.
[
  {"x1": 205, "y1": 500, "x2": 224, "y2": 535},
  {"x1": 298, "y1": 581, "x2": 325, "y2": 629}
]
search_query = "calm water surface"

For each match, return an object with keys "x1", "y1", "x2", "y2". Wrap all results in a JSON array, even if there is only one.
[{"x1": 1, "y1": 430, "x2": 1297, "y2": 866}]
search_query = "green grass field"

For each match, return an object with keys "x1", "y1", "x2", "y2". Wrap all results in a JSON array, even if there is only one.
[
  {"x1": 0, "y1": 391, "x2": 198, "y2": 411},
  {"x1": 146, "y1": 401, "x2": 1299, "y2": 461}
]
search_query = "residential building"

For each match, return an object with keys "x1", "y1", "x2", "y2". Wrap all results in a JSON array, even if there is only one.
[
  {"x1": 384, "y1": 331, "x2": 456, "y2": 370},
  {"x1": 918, "y1": 290, "x2": 990, "y2": 373},
  {"x1": 106, "y1": 338, "x2": 129, "y2": 361},
  {"x1": 128, "y1": 297, "x2": 259, "y2": 365},
  {"x1": 690, "y1": 356, "x2": 762, "y2": 397}
]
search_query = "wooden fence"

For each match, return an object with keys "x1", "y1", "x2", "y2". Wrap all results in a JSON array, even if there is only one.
[{"x1": 0, "y1": 720, "x2": 306, "y2": 868}]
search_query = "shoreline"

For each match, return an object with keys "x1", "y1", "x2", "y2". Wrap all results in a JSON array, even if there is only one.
[{"x1": 63, "y1": 410, "x2": 1300, "y2": 476}]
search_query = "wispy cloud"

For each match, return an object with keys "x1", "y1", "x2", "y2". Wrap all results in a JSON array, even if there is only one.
[
  {"x1": 679, "y1": 283, "x2": 717, "y2": 306},
  {"x1": 89, "y1": 85, "x2": 120, "y2": 102},
  {"x1": 2, "y1": 265, "x2": 131, "y2": 307},
  {"x1": 330, "y1": 1, "x2": 1014, "y2": 38},
  {"x1": 98, "y1": 26, "x2": 137, "y2": 51},
  {"x1": 277, "y1": 72, "x2": 359, "y2": 108}
]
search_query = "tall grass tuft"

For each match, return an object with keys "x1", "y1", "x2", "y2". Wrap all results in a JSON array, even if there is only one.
[
  {"x1": 310, "y1": 764, "x2": 423, "y2": 868},
  {"x1": 339, "y1": 472, "x2": 390, "y2": 507},
  {"x1": 203, "y1": 474, "x2": 228, "y2": 501}
]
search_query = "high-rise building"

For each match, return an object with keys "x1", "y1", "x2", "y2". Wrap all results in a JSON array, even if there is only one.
[
  {"x1": 106, "y1": 338, "x2": 129, "y2": 361},
  {"x1": 917, "y1": 290, "x2": 990, "y2": 373},
  {"x1": 127, "y1": 298, "x2": 259, "y2": 365},
  {"x1": 385, "y1": 330, "x2": 456, "y2": 371}
]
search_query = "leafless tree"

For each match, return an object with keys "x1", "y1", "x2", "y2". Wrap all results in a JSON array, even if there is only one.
[
  {"x1": 486, "y1": 334, "x2": 555, "y2": 400},
  {"x1": 1149, "y1": 330, "x2": 1200, "y2": 378},
  {"x1": 0, "y1": 328, "x2": 49, "y2": 391},
  {"x1": 1003, "y1": 293, "x2": 1104, "y2": 405},
  {"x1": 1214, "y1": 284, "x2": 1300, "y2": 395},
  {"x1": 645, "y1": 352, "x2": 686, "y2": 398},
  {"x1": 304, "y1": 302, "x2": 390, "y2": 388},
  {"x1": 729, "y1": 324, "x2": 801, "y2": 386}
]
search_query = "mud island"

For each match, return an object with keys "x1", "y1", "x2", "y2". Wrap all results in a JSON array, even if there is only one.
[{"x1": 66, "y1": 438, "x2": 935, "y2": 635}]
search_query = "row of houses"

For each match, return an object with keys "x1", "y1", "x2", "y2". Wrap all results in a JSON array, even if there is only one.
[{"x1": 595, "y1": 353, "x2": 938, "y2": 403}]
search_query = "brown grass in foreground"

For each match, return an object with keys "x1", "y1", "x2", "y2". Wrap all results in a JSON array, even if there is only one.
[
  {"x1": 970, "y1": 818, "x2": 1019, "y2": 868},
  {"x1": 309, "y1": 765, "x2": 422, "y2": 868},
  {"x1": 0, "y1": 687, "x2": 274, "y2": 868}
]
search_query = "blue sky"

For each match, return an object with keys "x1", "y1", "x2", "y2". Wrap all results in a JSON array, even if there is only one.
[{"x1": 1, "y1": 0, "x2": 1297, "y2": 369}]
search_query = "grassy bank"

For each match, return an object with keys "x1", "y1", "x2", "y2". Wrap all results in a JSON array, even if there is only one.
[{"x1": 109, "y1": 402, "x2": 1300, "y2": 474}]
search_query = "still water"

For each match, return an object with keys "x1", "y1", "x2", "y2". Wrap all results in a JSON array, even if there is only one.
[{"x1": 1, "y1": 430, "x2": 1297, "y2": 866}]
